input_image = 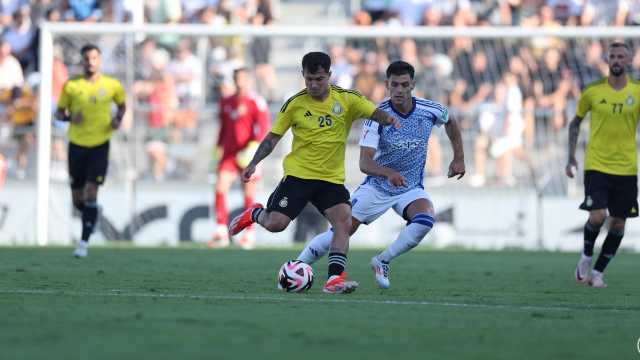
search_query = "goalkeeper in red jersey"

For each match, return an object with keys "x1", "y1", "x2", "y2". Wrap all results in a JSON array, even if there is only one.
[{"x1": 209, "y1": 68, "x2": 271, "y2": 249}]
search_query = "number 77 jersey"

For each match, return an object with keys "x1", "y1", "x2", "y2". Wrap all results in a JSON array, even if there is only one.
[
  {"x1": 576, "y1": 77, "x2": 640, "y2": 175},
  {"x1": 271, "y1": 85, "x2": 377, "y2": 184}
]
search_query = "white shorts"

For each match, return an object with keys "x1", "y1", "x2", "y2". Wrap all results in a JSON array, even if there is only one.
[{"x1": 350, "y1": 184, "x2": 432, "y2": 224}]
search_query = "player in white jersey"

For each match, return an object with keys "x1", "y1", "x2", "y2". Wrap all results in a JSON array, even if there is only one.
[{"x1": 297, "y1": 60, "x2": 466, "y2": 288}]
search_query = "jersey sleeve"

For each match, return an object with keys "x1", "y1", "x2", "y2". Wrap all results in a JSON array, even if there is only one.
[
  {"x1": 348, "y1": 92, "x2": 377, "y2": 120},
  {"x1": 576, "y1": 87, "x2": 591, "y2": 118},
  {"x1": 57, "y1": 82, "x2": 70, "y2": 109},
  {"x1": 271, "y1": 105, "x2": 293, "y2": 135},
  {"x1": 432, "y1": 105, "x2": 449, "y2": 127},
  {"x1": 113, "y1": 80, "x2": 125, "y2": 105},
  {"x1": 359, "y1": 118, "x2": 381, "y2": 149}
]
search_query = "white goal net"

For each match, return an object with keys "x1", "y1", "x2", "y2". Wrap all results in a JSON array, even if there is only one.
[{"x1": 22, "y1": 23, "x2": 640, "y2": 250}]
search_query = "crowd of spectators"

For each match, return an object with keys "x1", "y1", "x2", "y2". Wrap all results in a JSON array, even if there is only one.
[
  {"x1": 0, "y1": 0, "x2": 277, "y2": 181},
  {"x1": 1, "y1": 0, "x2": 639, "y2": 190},
  {"x1": 349, "y1": 0, "x2": 640, "y2": 188}
]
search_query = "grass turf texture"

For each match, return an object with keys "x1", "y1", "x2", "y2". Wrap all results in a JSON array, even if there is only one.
[{"x1": 1, "y1": 247, "x2": 638, "y2": 360}]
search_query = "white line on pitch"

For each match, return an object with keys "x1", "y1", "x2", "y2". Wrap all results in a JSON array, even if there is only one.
[{"x1": 0, "y1": 288, "x2": 636, "y2": 313}]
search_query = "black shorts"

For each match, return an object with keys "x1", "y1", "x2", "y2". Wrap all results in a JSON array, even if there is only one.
[
  {"x1": 580, "y1": 170, "x2": 638, "y2": 218},
  {"x1": 68, "y1": 141, "x2": 110, "y2": 189},
  {"x1": 266, "y1": 175, "x2": 350, "y2": 220}
]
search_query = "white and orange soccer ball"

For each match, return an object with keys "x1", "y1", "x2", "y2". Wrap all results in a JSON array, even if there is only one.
[{"x1": 277, "y1": 260, "x2": 314, "y2": 293}]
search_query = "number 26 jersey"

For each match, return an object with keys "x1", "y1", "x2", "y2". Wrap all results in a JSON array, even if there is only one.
[{"x1": 271, "y1": 85, "x2": 376, "y2": 184}]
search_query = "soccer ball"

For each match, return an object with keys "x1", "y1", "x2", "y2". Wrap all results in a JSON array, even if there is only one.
[{"x1": 277, "y1": 260, "x2": 314, "y2": 293}]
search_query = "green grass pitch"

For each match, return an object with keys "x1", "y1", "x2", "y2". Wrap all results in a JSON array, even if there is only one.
[{"x1": 1, "y1": 247, "x2": 638, "y2": 360}]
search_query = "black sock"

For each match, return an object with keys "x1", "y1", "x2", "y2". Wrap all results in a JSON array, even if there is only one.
[
  {"x1": 328, "y1": 252, "x2": 347, "y2": 278},
  {"x1": 583, "y1": 221, "x2": 601, "y2": 257},
  {"x1": 593, "y1": 229, "x2": 623, "y2": 272},
  {"x1": 81, "y1": 202, "x2": 98, "y2": 242},
  {"x1": 251, "y1": 208, "x2": 263, "y2": 223}
]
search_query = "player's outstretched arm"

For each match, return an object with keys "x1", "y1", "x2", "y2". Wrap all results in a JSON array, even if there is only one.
[
  {"x1": 241, "y1": 132, "x2": 282, "y2": 182},
  {"x1": 566, "y1": 115, "x2": 583, "y2": 178},
  {"x1": 359, "y1": 146, "x2": 406, "y2": 187},
  {"x1": 370, "y1": 108, "x2": 401, "y2": 129},
  {"x1": 444, "y1": 115, "x2": 465, "y2": 179}
]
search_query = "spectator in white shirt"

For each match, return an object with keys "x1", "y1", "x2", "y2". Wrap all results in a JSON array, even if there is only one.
[{"x1": 0, "y1": 38, "x2": 23, "y2": 91}]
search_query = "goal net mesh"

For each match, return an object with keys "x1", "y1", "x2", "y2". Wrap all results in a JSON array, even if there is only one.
[{"x1": 32, "y1": 25, "x2": 640, "y2": 245}]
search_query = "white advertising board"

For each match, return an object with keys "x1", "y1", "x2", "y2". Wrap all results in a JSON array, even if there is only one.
[{"x1": 1, "y1": 182, "x2": 639, "y2": 251}]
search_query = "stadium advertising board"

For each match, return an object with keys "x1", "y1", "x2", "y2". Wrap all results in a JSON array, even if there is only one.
[{"x1": 1, "y1": 182, "x2": 639, "y2": 251}]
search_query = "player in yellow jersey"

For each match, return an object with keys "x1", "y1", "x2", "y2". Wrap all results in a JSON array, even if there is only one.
[
  {"x1": 56, "y1": 44, "x2": 126, "y2": 258},
  {"x1": 229, "y1": 51, "x2": 400, "y2": 293},
  {"x1": 566, "y1": 42, "x2": 640, "y2": 288}
]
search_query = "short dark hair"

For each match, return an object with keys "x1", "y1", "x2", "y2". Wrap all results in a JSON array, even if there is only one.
[
  {"x1": 386, "y1": 60, "x2": 415, "y2": 79},
  {"x1": 302, "y1": 51, "x2": 331, "y2": 73},
  {"x1": 609, "y1": 41, "x2": 631, "y2": 52},
  {"x1": 80, "y1": 44, "x2": 101, "y2": 56}
]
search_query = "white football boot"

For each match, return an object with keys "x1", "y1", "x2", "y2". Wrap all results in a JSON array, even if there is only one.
[
  {"x1": 73, "y1": 240, "x2": 88, "y2": 258},
  {"x1": 574, "y1": 255, "x2": 592, "y2": 284},
  {"x1": 588, "y1": 270, "x2": 607, "y2": 288},
  {"x1": 370, "y1": 256, "x2": 390, "y2": 289},
  {"x1": 239, "y1": 227, "x2": 256, "y2": 250},
  {"x1": 208, "y1": 225, "x2": 230, "y2": 248}
]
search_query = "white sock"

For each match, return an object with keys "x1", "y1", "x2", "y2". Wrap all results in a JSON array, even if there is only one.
[
  {"x1": 581, "y1": 253, "x2": 592, "y2": 261},
  {"x1": 379, "y1": 214, "x2": 433, "y2": 263},
  {"x1": 296, "y1": 230, "x2": 333, "y2": 264}
]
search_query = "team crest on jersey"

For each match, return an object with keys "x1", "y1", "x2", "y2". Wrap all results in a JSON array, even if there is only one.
[
  {"x1": 626, "y1": 95, "x2": 635, "y2": 106},
  {"x1": 279, "y1": 196, "x2": 289, "y2": 208},
  {"x1": 332, "y1": 101, "x2": 343, "y2": 115}
]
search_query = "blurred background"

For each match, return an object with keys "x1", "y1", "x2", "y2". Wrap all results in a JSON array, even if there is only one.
[{"x1": 1, "y1": 0, "x2": 640, "y2": 250}]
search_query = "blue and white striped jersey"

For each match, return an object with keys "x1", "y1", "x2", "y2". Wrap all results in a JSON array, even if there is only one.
[{"x1": 359, "y1": 97, "x2": 448, "y2": 196}]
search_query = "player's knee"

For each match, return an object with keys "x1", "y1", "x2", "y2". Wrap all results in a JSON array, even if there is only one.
[
  {"x1": 264, "y1": 217, "x2": 289, "y2": 232},
  {"x1": 84, "y1": 190, "x2": 98, "y2": 202},
  {"x1": 215, "y1": 181, "x2": 230, "y2": 193},
  {"x1": 609, "y1": 219, "x2": 625, "y2": 233},
  {"x1": 266, "y1": 223, "x2": 288, "y2": 232},
  {"x1": 588, "y1": 212, "x2": 606, "y2": 226}
]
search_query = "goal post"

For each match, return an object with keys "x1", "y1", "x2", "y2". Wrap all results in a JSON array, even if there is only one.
[{"x1": 36, "y1": 23, "x2": 640, "y2": 248}]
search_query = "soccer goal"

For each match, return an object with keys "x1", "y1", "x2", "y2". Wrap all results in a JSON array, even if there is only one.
[{"x1": 33, "y1": 23, "x2": 640, "y2": 250}]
